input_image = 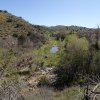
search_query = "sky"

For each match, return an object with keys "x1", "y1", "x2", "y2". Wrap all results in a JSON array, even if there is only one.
[{"x1": 0, "y1": 0, "x2": 100, "y2": 28}]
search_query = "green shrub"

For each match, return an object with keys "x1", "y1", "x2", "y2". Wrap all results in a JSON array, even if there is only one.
[
  {"x1": 4, "y1": 10, "x2": 7, "y2": 13},
  {"x1": 18, "y1": 70, "x2": 30, "y2": 75},
  {"x1": 55, "y1": 33, "x2": 98, "y2": 87},
  {"x1": 18, "y1": 35, "x2": 26, "y2": 45},
  {"x1": 12, "y1": 33, "x2": 18, "y2": 38}
]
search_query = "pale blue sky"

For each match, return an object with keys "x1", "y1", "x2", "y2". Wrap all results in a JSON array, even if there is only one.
[{"x1": 0, "y1": 0, "x2": 100, "y2": 28}]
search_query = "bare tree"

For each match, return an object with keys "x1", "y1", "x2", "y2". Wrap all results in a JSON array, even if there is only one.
[{"x1": 83, "y1": 75, "x2": 100, "y2": 100}]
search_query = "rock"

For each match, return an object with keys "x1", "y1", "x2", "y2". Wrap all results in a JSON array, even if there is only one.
[
  {"x1": 45, "y1": 67, "x2": 53, "y2": 73},
  {"x1": 47, "y1": 74, "x2": 56, "y2": 85},
  {"x1": 41, "y1": 70, "x2": 47, "y2": 75}
]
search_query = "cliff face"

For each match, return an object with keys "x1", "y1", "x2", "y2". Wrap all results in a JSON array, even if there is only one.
[{"x1": 0, "y1": 10, "x2": 46, "y2": 48}]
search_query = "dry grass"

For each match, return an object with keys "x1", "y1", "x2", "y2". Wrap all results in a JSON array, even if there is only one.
[
  {"x1": 24, "y1": 87, "x2": 54, "y2": 100},
  {"x1": 24, "y1": 86, "x2": 84, "y2": 100}
]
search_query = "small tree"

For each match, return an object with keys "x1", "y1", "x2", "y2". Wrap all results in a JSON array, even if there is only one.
[{"x1": 55, "y1": 33, "x2": 90, "y2": 87}]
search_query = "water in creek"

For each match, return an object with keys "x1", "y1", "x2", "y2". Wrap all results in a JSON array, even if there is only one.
[{"x1": 50, "y1": 46, "x2": 58, "y2": 53}]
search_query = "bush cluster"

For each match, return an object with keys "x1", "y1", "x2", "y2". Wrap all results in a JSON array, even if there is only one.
[{"x1": 55, "y1": 32, "x2": 100, "y2": 88}]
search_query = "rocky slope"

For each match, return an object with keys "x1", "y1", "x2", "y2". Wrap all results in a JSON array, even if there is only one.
[{"x1": 0, "y1": 10, "x2": 46, "y2": 48}]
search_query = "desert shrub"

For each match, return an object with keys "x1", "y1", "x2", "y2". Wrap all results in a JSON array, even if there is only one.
[
  {"x1": 4, "y1": 10, "x2": 7, "y2": 13},
  {"x1": 27, "y1": 31, "x2": 32, "y2": 36},
  {"x1": 0, "y1": 10, "x2": 3, "y2": 12},
  {"x1": 27, "y1": 32, "x2": 36, "y2": 40},
  {"x1": 54, "y1": 32, "x2": 66, "y2": 40},
  {"x1": 12, "y1": 33, "x2": 18, "y2": 38},
  {"x1": 54, "y1": 86, "x2": 83, "y2": 100},
  {"x1": 91, "y1": 50, "x2": 100, "y2": 74},
  {"x1": 25, "y1": 87, "x2": 54, "y2": 100},
  {"x1": 6, "y1": 18, "x2": 12, "y2": 22},
  {"x1": 18, "y1": 70, "x2": 30, "y2": 75},
  {"x1": 18, "y1": 35, "x2": 26, "y2": 45},
  {"x1": 38, "y1": 75, "x2": 49, "y2": 86},
  {"x1": 14, "y1": 24, "x2": 22, "y2": 28}
]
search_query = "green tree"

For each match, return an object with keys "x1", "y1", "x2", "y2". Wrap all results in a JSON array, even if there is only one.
[{"x1": 55, "y1": 34, "x2": 90, "y2": 87}]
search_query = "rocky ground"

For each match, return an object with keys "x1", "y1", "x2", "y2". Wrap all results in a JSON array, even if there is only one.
[{"x1": 20, "y1": 66, "x2": 56, "y2": 95}]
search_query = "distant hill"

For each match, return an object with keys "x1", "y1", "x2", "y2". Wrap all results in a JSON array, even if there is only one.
[{"x1": 49, "y1": 25, "x2": 94, "y2": 35}]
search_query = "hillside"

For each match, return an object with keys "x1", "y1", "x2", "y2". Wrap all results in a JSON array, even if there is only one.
[{"x1": 0, "y1": 10, "x2": 46, "y2": 48}]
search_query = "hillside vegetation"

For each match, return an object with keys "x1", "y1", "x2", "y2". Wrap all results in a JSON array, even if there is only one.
[
  {"x1": 0, "y1": 10, "x2": 100, "y2": 100},
  {"x1": 0, "y1": 10, "x2": 46, "y2": 48}
]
